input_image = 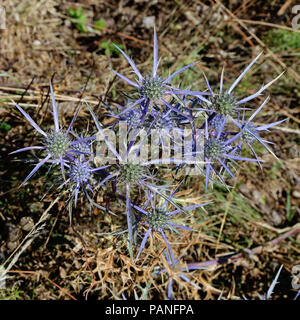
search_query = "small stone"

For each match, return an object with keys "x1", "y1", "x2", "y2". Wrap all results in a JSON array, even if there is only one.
[
  {"x1": 7, "y1": 224, "x2": 22, "y2": 242},
  {"x1": 292, "y1": 190, "x2": 300, "y2": 199},
  {"x1": 20, "y1": 216, "x2": 34, "y2": 232},
  {"x1": 271, "y1": 210, "x2": 283, "y2": 226},
  {"x1": 33, "y1": 40, "x2": 41, "y2": 46},
  {"x1": 252, "y1": 190, "x2": 262, "y2": 203},
  {"x1": 59, "y1": 267, "x2": 67, "y2": 279}
]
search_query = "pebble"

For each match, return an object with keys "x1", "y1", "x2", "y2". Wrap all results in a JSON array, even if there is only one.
[
  {"x1": 33, "y1": 40, "x2": 41, "y2": 46},
  {"x1": 292, "y1": 190, "x2": 300, "y2": 199},
  {"x1": 5, "y1": 223, "x2": 22, "y2": 252},
  {"x1": 7, "y1": 224, "x2": 22, "y2": 242},
  {"x1": 20, "y1": 216, "x2": 34, "y2": 232},
  {"x1": 252, "y1": 189, "x2": 262, "y2": 203},
  {"x1": 271, "y1": 210, "x2": 283, "y2": 226}
]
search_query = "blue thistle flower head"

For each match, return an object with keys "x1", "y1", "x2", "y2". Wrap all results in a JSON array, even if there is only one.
[
  {"x1": 147, "y1": 207, "x2": 170, "y2": 231},
  {"x1": 140, "y1": 75, "x2": 166, "y2": 102},
  {"x1": 204, "y1": 138, "x2": 228, "y2": 162},
  {"x1": 60, "y1": 156, "x2": 110, "y2": 208},
  {"x1": 210, "y1": 114, "x2": 225, "y2": 130},
  {"x1": 69, "y1": 158, "x2": 92, "y2": 187},
  {"x1": 231, "y1": 97, "x2": 287, "y2": 161},
  {"x1": 134, "y1": 192, "x2": 209, "y2": 263},
  {"x1": 10, "y1": 82, "x2": 82, "y2": 185},
  {"x1": 112, "y1": 27, "x2": 208, "y2": 120},
  {"x1": 123, "y1": 108, "x2": 144, "y2": 130},
  {"x1": 196, "y1": 53, "x2": 284, "y2": 124},
  {"x1": 106, "y1": 101, "x2": 144, "y2": 130},
  {"x1": 71, "y1": 135, "x2": 93, "y2": 155},
  {"x1": 203, "y1": 118, "x2": 261, "y2": 190}
]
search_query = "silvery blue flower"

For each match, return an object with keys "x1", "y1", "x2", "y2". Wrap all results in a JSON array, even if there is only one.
[
  {"x1": 231, "y1": 96, "x2": 287, "y2": 163},
  {"x1": 203, "y1": 118, "x2": 261, "y2": 190},
  {"x1": 195, "y1": 53, "x2": 284, "y2": 121},
  {"x1": 58, "y1": 156, "x2": 109, "y2": 207},
  {"x1": 134, "y1": 191, "x2": 209, "y2": 263},
  {"x1": 113, "y1": 27, "x2": 208, "y2": 120},
  {"x1": 70, "y1": 133, "x2": 95, "y2": 157},
  {"x1": 10, "y1": 83, "x2": 82, "y2": 185}
]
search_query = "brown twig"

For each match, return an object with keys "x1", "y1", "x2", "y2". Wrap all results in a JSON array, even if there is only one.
[
  {"x1": 239, "y1": 19, "x2": 300, "y2": 33},
  {"x1": 186, "y1": 223, "x2": 300, "y2": 270}
]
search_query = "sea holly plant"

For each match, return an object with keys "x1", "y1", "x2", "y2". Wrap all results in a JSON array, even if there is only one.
[
  {"x1": 185, "y1": 54, "x2": 286, "y2": 189},
  {"x1": 87, "y1": 101, "x2": 196, "y2": 253},
  {"x1": 9, "y1": 26, "x2": 289, "y2": 299}
]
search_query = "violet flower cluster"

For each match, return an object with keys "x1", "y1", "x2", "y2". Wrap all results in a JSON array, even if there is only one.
[{"x1": 10, "y1": 27, "x2": 286, "y2": 297}]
